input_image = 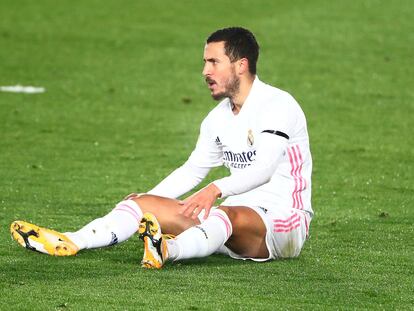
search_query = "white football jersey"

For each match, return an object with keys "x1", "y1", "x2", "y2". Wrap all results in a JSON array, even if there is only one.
[{"x1": 186, "y1": 77, "x2": 313, "y2": 216}]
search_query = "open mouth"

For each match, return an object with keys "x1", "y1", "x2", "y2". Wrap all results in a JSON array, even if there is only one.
[{"x1": 206, "y1": 78, "x2": 216, "y2": 90}]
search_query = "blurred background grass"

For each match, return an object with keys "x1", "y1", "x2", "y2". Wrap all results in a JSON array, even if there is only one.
[{"x1": 0, "y1": 0, "x2": 413, "y2": 309}]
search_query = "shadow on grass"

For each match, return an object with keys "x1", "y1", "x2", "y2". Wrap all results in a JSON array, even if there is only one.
[{"x1": 2, "y1": 238, "x2": 301, "y2": 285}]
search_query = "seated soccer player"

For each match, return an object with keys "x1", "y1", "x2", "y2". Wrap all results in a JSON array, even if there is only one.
[{"x1": 11, "y1": 27, "x2": 313, "y2": 268}]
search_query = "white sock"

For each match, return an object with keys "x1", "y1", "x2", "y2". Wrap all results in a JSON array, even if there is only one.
[
  {"x1": 167, "y1": 209, "x2": 232, "y2": 261},
  {"x1": 65, "y1": 200, "x2": 143, "y2": 250}
]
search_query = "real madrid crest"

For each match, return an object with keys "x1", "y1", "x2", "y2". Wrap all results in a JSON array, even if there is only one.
[{"x1": 247, "y1": 129, "x2": 254, "y2": 147}]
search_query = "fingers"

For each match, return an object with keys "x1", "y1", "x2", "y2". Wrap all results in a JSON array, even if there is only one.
[
  {"x1": 179, "y1": 200, "x2": 212, "y2": 220},
  {"x1": 178, "y1": 185, "x2": 218, "y2": 220},
  {"x1": 179, "y1": 201, "x2": 198, "y2": 218},
  {"x1": 124, "y1": 193, "x2": 138, "y2": 200},
  {"x1": 178, "y1": 196, "x2": 200, "y2": 219},
  {"x1": 191, "y1": 204, "x2": 203, "y2": 220},
  {"x1": 202, "y1": 207, "x2": 211, "y2": 220},
  {"x1": 124, "y1": 193, "x2": 144, "y2": 200}
]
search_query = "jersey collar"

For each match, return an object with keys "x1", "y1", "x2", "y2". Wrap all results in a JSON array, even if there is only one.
[{"x1": 228, "y1": 75, "x2": 261, "y2": 116}]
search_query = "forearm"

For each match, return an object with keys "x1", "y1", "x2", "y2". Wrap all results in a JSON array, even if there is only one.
[
  {"x1": 147, "y1": 161, "x2": 210, "y2": 199},
  {"x1": 213, "y1": 135, "x2": 287, "y2": 197},
  {"x1": 213, "y1": 168, "x2": 271, "y2": 198}
]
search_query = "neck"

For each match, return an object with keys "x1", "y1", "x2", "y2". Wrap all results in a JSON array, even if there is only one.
[{"x1": 230, "y1": 75, "x2": 255, "y2": 115}]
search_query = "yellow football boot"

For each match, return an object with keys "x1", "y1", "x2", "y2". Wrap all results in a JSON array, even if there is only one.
[
  {"x1": 138, "y1": 213, "x2": 168, "y2": 269},
  {"x1": 10, "y1": 220, "x2": 79, "y2": 256}
]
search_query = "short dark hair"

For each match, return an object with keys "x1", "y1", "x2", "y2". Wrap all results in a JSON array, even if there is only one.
[{"x1": 207, "y1": 27, "x2": 259, "y2": 75}]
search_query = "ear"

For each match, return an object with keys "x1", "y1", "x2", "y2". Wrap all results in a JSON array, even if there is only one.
[{"x1": 237, "y1": 58, "x2": 249, "y2": 75}]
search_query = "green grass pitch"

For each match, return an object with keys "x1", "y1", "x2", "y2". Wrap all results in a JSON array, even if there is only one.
[{"x1": 1, "y1": 1, "x2": 413, "y2": 310}]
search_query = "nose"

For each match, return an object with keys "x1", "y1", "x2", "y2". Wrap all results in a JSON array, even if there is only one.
[{"x1": 202, "y1": 62, "x2": 210, "y2": 77}]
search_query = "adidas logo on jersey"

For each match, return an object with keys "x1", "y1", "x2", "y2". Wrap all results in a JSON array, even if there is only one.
[{"x1": 215, "y1": 136, "x2": 222, "y2": 146}]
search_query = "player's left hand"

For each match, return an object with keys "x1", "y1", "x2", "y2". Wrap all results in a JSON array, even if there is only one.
[{"x1": 179, "y1": 183, "x2": 222, "y2": 220}]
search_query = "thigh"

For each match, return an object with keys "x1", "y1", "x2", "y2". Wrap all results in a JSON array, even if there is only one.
[
  {"x1": 132, "y1": 194, "x2": 200, "y2": 236},
  {"x1": 218, "y1": 206, "x2": 269, "y2": 259}
]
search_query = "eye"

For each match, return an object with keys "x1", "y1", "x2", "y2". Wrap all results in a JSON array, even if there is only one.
[{"x1": 206, "y1": 58, "x2": 218, "y2": 65}]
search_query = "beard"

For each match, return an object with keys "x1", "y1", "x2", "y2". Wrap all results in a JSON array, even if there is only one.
[{"x1": 209, "y1": 67, "x2": 240, "y2": 101}]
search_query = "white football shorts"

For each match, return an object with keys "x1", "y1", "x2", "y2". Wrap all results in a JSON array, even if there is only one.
[{"x1": 212, "y1": 206, "x2": 311, "y2": 261}]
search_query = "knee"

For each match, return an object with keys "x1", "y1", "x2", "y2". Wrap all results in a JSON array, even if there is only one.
[
  {"x1": 123, "y1": 192, "x2": 145, "y2": 201},
  {"x1": 216, "y1": 206, "x2": 244, "y2": 229},
  {"x1": 217, "y1": 206, "x2": 266, "y2": 238},
  {"x1": 131, "y1": 193, "x2": 156, "y2": 206},
  {"x1": 217, "y1": 206, "x2": 233, "y2": 220}
]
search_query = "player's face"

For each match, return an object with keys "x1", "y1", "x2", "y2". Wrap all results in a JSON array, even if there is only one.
[{"x1": 202, "y1": 41, "x2": 240, "y2": 101}]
